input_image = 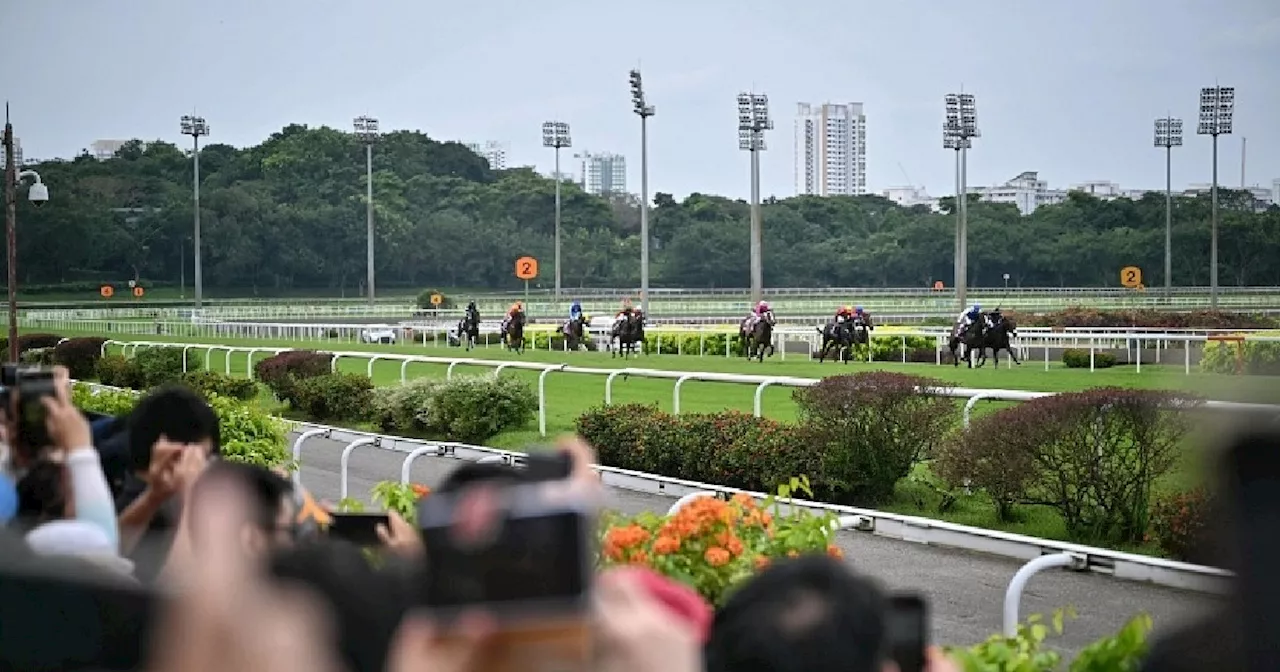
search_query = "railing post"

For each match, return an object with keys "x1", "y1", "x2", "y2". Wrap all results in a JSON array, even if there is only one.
[
  {"x1": 753, "y1": 380, "x2": 776, "y2": 417},
  {"x1": 963, "y1": 393, "x2": 995, "y2": 428},
  {"x1": 246, "y1": 348, "x2": 262, "y2": 378},
  {"x1": 605, "y1": 370, "x2": 627, "y2": 405},
  {"x1": 673, "y1": 374, "x2": 695, "y2": 414},
  {"x1": 182, "y1": 345, "x2": 194, "y2": 373},
  {"x1": 367, "y1": 355, "x2": 382, "y2": 377},
  {"x1": 447, "y1": 361, "x2": 461, "y2": 380},
  {"x1": 667, "y1": 491, "x2": 718, "y2": 516},
  {"x1": 1003, "y1": 553, "x2": 1081, "y2": 636},
  {"x1": 538, "y1": 365, "x2": 566, "y2": 436},
  {"x1": 290, "y1": 428, "x2": 331, "y2": 490},
  {"x1": 330, "y1": 353, "x2": 342, "y2": 373},
  {"x1": 339, "y1": 437, "x2": 379, "y2": 500},
  {"x1": 400, "y1": 359, "x2": 412, "y2": 383},
  {"x1": 400, "y1": 445, "x2": 440, "y2": 484}
]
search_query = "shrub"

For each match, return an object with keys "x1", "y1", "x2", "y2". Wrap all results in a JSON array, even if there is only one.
[
  {"x1": 130, "y1": 347, "x2": 195, "y2": 388},
  {"x1": 94, "y1": 354, "x2": 141, "y2": 389},
  {"x1": 254, "y1": 350, "x2": 332, "y2": 405},
  {"x1": 950, "y1": 609, "x2": 1152, "y2": 671},
  {"x1": 4, "y1": 333, "x2": 65, "y2": 355},
  {"x1": 53, "y1": 337, "x2": 108, "y2": 379},
  {"x1": 937, "y1": 388, "x2": 1199, "y2": 545},
  {"x1": 1022, "y1": 307, "x2": 1275, "y2": 330},
  {"x1": 420, "y1": 374, "x2": 537, "y2": 443},
  {"x1": 181, "y1": 370, "x2": 260, "y2": 401},
  {"x1": 291, "y1": 373, "x2": 374, "y2": 422},
  {"x1": 1147, "y1": 488, "x2": 1212, "y2": 562},
  {"x1": 1201, "y1": 339, "x2": 1280, "y2": 376},
  {"x1": 370, "y1": 377, "x2": 440, "y2": 434},
  {"x1": 1061, "y1": 348, "x2": 1117, "y2": 369},
  {"x1": 415, "y1": 288, "x2": 455, "y2": 310},
  {"x1": 19, "y1": 347, "x2": 56, "y2": 365},
  {"x1": 791, "y1": 372, "x2": 959, "y2": 505}
]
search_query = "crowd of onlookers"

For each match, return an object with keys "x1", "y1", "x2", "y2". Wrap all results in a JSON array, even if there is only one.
[{"x1": 0, "y1": 365, "x2": 1274, "y2": 671}]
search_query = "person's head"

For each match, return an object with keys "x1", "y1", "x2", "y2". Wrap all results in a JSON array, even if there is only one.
[
  {"x1": 855, "y1": 306, "x2": 864, "y2": 314},
  {"x1": 970, "y1": 304, "x2": 981, "y2": 315},
  {"x1": 188, "y1": 461, "x2": 296, "y2": 558},
  {"x1": 437, "y1": 460, "x2": 526, "y2": 495},
  {"x1": 572, "y1": 300, "x2": 581, "y2": 309},
  {"x1": 127, "y1": 386, "x2": 220, "y2": 478},
  {"x1": 14, "y1": 459, "x2": 67, "y2": 529},
  {"x1": 705, "y1": 555, "x2": 890, "y2": 672}
]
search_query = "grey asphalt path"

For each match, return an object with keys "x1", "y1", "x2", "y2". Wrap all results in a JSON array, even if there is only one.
[{"x1": 294, "y1": 433, "x2": 1218, "y2": 655}]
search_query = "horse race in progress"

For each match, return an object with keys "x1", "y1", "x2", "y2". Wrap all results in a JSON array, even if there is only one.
[{"x1": 7, "y1": 3, "x2": 1280, "y2": 666}]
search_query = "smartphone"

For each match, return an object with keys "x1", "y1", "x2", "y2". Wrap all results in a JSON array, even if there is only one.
[
  {"x1": 0, "y1": 363, "x2": 19, "y2": 386},
  {"x1": 1224, "y1": 428, "x2": 1280, "y2": 669},
  {"x1": 0, "y1": 556, "x2": 159, "y2": 671},
  {"x1": 523, "y1": 451, "x2": 572, "y2": 483},
  {"x1": 887, "y1": 594, "x2": 929, "y2": 672},
  {"x1": 15, "y1": 368, "x2": 56, "y2": 458},
  {"x1": 326, "y1": 512, "x2": 390, "y2": 547}
]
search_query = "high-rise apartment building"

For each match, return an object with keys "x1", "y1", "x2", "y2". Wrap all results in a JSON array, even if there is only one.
[
  {"x1": 1, "y1": 136, "x2": 21, "y2": 169},
  {"x1": 577, "y1": 151, "x2": 626, "y2": 196},
  {"x1": 91, "y1": 139, "x2": 130, "y2": 161},
  {"x1": 465, "y1": 141, "x2": 508, "y2": 170},
  {"x1": 795, "y1": 102, "x2": 867, "y2": 196}
]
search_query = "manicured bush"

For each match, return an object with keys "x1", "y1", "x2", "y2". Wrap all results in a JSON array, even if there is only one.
[
  {"x1": 1201, "y1": 339, "x2": 1280, "y2": 376},
  {"x1": 53, "y1": 337, "x2": 108, "y2": 379},
  {"x1": 1019, "y1": 307, "x2": 1275, "y2": 330},
  {"x1": 415, "y1": 288, "x2": 455, "y2": 310},
  {"x1": 936, "y1": 388, "x2": 1199, "y2": 545},
  {"x1": 19, "y1": 347, "x2": 56, "y2": 365},
  {"x1": 1147, "y1": 488, "x2": 1212, "y2": 562},
  {"x1": 131, "y1": 347, "x2": 194, "y2": 388},
  {"x1": 1061, "y1": 348, "x2": 1117, "y2": 369},
  {"x1": 421, "y1": 374, "x2": 537, "y2": 443},
  {"x1": 290, "y1": 372, "x2": 374, "y2": 422},
  {"x1": 254, "y1": 350, "x2": 332, "y2": 405},
  {"x1": 181, "y1": 370, "x2": 260, "y2": 401},
  {"x1": 792, "y1": 372, "x2": 959, "y2": 505},
  {"x1": 94, "y1": 354, "x2": 141, "y2": 389}
]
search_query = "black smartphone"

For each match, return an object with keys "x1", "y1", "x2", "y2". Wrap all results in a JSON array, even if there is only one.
[
  {"x1": 1, "y1": 363, "x2": 19, "y2": 386},
  {"x1": 887, "y1": 593, "x2": 929, "y2": 672},
  {"x1": 417, "y1": 484, "x2": 593, "y2": 620},
  {"x1": 1224, "y1": 428, "x2": 1280, "y2": 669},
  {"x1": 15, "y1": 368, "x2": 56, "y2": 457},
  {"x1": 326, "y1": 512, "x2": 390, "y2": 547},
  {"x1": 0, "y1": 557, "x2": 159, "y2": 671},
  {"x1": 524, "y1": 451, "x2": 572, "y2": 483}
]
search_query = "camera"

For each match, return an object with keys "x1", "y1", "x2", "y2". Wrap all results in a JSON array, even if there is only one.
[{"x1": 27, "y1": 182, "x2": 49, "y2": 208}]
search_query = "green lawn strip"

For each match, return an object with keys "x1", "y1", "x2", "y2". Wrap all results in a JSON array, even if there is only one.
[{"x1": 71, "y1": 330, "x2": 1273, "y2": 556}]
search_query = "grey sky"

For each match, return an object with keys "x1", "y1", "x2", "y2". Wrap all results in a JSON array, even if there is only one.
[{"x1": 5, "y1": 0, "x2": 1278, "y2": 201}]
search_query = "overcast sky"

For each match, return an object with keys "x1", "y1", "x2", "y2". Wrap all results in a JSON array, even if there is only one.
[{"x1": 4, "y1": 0, "x2": 1278, "y2": 201}]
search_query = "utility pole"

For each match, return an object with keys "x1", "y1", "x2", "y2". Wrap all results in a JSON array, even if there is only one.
[
  {"x1": 354, "y1": 115, "x2": 380, "y2": 304},
  {"x1": 737, "y1": 92, "x2": 772, "y2": 305},
  {"x1": 1154, "y1": 117, "x2": 1182, "y2": 298},
  {"x1": 630, "y1": 69, "x2": 656, "y2": 316}
]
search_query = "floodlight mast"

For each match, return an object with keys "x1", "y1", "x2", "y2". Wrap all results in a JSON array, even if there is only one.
[
  {"x1": 943, "y1": 94, "x2": 978, "y2": 310},
  {"x1": 1197, "y1": 86, "x2": 1234, "y2": 308},
  {"x1": 353, "y1": 116, "x2": 379, "y2": 304},
  {"x1": 542, "y1": 121, "x2": 572, "y2": 302},
  {"x1": 1154, "y1": 117, "x2": 1182, "y2": 299},
  {"x1": 738, "y1": 92, "x2": 772, "y2": 305},
  {"x1": 630, "y1": 69, "x2": 655, "y2": 316},
  {"x1": 180, "y1": 115, "x2": 210, "y2": 309}
]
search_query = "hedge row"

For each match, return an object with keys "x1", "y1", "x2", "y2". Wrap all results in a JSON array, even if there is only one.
[
  {"x1": 578, "y1": 373, "x2": 1205, "y2": 551},
  {"x1": 1201, "y1": 339, "x2": 1280, "y2": 376},
  {"x1": 1014, "y1": 307, "x2": 1277, "y2": 329}
]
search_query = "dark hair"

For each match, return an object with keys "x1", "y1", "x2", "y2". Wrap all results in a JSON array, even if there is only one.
[
  {"x1": 436, "y1": 461, "x2": 524, "y2": 494},
  {"x1": 190, "y1": 462, "x2": 293, "y2": 533},
  {"x1": 705, "y1": 555, "x2": 888, "y2": 672},
  {"x1": 13, "y1": 461, "x2": 65, "y2": 531},
  {"x1": 127, "y1": 385, "x2": 220, "y2": 472}
]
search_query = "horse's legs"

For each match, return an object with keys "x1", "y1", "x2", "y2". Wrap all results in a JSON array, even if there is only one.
[{"x1": 1007, "y1": 345, "x2": 1022, "y2": 365}]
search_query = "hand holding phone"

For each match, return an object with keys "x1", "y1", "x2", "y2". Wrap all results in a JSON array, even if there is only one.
[
  {"x1": 326, "y1": 512, "x2": 390, "y2": 547},
  {"x1": 887, "y1": 594, "x2": 929, "y2": 672}
]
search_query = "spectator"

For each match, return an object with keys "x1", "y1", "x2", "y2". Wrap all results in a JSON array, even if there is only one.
[
  {"x1": 116, "y1": 385, "x2": 218, "y2": 583},
  {"x1": 187, "y1": 461, "x2": 297, "y2": 559}
]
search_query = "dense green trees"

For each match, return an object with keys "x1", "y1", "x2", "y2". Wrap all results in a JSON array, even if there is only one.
[{"x1": 9, "y1": 124, "x2": 1279, "y2": 294}]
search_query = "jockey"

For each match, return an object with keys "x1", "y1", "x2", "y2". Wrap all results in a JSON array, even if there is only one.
[
  {"x1": 746, "y1": 300, "x2": 770, "y2": 330},
  {"x1": 569, "y1": 300, "x2": 583, "y2": 322},
  {"x1": 986, "y1": 307, "x2": 1003, "y2": 328},
  {"x1": 501, "y1": 301, "x2": 523, "y2": 334},
  {"x1": 835, "y1": 305, "x2": 854, "y2": 323},
  {"x1": 955, "y1": 303, "x2": 981, "y2": 337},
  {"x1": 614, "y1": 299, "x2": 634, "y2": 328},
  {"x1": 465, "y1": 300, "x2": 479, "y2": 320},
  {"x1": 853, "y1": 306, "x2": 873, "y2": 329}
]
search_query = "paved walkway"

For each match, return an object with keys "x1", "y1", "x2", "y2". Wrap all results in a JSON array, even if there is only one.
[{"x1": 293, "y1": 433, "x2": 1218, "y2": 655}]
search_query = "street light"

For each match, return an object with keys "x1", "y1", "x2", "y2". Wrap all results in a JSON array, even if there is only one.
[
  {"x1": 944, "y1": 93, "x2": 979, "y2": 310},
  {"x1": 179, "y1": 114, "x2": 209, "y2": 309},
  {"x1": 4, "y1": 104, "x2": 51, "y2": 362},
  {"x1": 737, "y1": 92, "x2": 772, "y2": 305},
  {"x1": 541, "y1": 121, "x2": 572, "y2": 302},
  {"x1": 1154, "y1": 116, "x2": 1183, "y2": 299},
  {"x1": 1196, "y1": 86, "x2": 1234, "y2": 308},
  {"x1": 353, "y1": 115, "x2": 379, "y2": 304},
  {"x1": 630, "y1": 69, "x2": 656, "y2": 316}
]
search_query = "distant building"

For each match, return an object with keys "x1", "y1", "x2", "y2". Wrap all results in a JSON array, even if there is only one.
[
  {"x1": 576, "y1": 151, "x2": 626, "y2": 196},
  {"x1": 795, "y1": 102, "x2": 867, "y2": 197},
  {"x1": 881, "y1": 186, "x2": 940, "y2": 212},
  {"x1": 1272, "y1": 178, "x2": 1280, "y2": 206},
  {"x1": 967, "y1": 171, "x2": 1065, "y2": 215},
  {"x1": 1067, "y1": 180, "x2": 1148, "y2": 200},
  {"x1": 1, "y1": 136, "x2": 21, "y2": 169},
  {"x1": 91, "y1": 139, "x2": 131, "y2": 160},
  {"x1": 465, "y1": 141, "x2": 508, "y2": 170}
]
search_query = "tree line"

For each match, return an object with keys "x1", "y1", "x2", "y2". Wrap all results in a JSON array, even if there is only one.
[{"x1": 9, "y1": 123, "x2": 1280, "y2": 295}]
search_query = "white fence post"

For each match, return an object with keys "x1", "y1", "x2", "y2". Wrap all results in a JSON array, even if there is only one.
[
  {"x1": 290, "y1": 428, "x2": 330, "y2": 490},
  {"x1": 339, "y1": 438, "x2": 378, "y2": 500},
  {"x1": 1003, "y1": 553, "x2": 1081, "y2": 636}
]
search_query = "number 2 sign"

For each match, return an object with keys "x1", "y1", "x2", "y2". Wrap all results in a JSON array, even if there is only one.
[
  {"x1": 515, "y1": 256, "x2": 539, "y2": 280},
  {"x1": 1120, "y1": 266, "x2": 1142, "y2": 288}
]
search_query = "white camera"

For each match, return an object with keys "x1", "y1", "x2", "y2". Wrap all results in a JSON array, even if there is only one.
[{"x1": 28, "y1": 182, "x2": 48, "y2": 207}]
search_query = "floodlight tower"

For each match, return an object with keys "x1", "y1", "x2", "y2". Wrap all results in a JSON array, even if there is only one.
[
  {"x1": 542, "y1": 121, "x2": 572, "y2": 301},
  {"x1": 737, "y1": 92, "x2": 772, "y2": 304},
  {"x1": 1197, "y1": 86, "x2": 1234, "y2": 308},
  {"x1": 179, "y1": 115, "x2": 210, "y2": 309},
  {"x1": 943, "y1": 93, "x2": 979, "y2": 310},
  {"x1": 630, "y1": 69, "x2": 655, "y2": 316},
  {"x1": 1154, "y1": 117, "x2": 1183, "y2": 298},
  {"x1": 353, "y1": 115, "x2": 380, "y2": 304}
]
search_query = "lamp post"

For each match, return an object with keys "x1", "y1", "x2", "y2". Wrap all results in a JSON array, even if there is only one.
[
  {"x1": 630, "y1": 69, "x2": 655, "y2": 316},
  {"x1": 1154, "y1": 116, "x2": 1183, "y2": 299},
  {"x1": 737, "y1": 92, "x2": 772, "y2": 305},
  {"x1": 353, "y1": 116, "x2": 379, "y2": 304},
  {"x1": 944, "y1": 93, "x2": 979, "y2": 311},
  {"x1": 179, "y1": 115, "x2": 209, "y2": 309},
  {"x1": 541, "y1": 121, "x2": 572, "y2": 302},
  {"x1": 4, "y1": 104, "x2": 51, "y2": 363},
  {"x1": 1196, "y1": 86, "x2": 1234, "y2": 308}
]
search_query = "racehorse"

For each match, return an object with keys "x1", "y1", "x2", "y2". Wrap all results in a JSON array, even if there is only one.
[
  {"x1": 973, "y1": 315, "x2": 1021, "y2": 368},
  {"x1": 849, "y1": 316, "x2": 871, "y2": 360},
  {"x1": 456, "y1": 312, "x2": 480, "y2": 351},
  {"x1": 741, "y1": 310, "x2": 777, "y2": 363},
  {"x1": 610, "y1": 310, "x2": 645, "y2": 359},
  {"x1": 503, "y1": 310, "x2": 526, "y2": 354},
  {"x1": 948, "y1": 318, "x2": 985, "y2": 368},
  {"x1": 562, "y1": 315, "x2": 589, "y2": 351},
  {"x1": 816, "y1": 320, "x2": 854, "y2": 363}
]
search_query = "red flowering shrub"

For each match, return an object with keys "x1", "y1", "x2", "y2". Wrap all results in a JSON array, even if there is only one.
[
  {"x1": 1017, "y1": 308, "x2": 1275, "y2": 330},
  {"x1": 792, "y1": 372, "x2": 958, "y2": 505},
  {"x1": 53, "y1": 337, "x2": 108, "y2": 379},
  {"x1": 253, "y1": 350, "x2": 332, "y2": 405},
  {"x1": 1147, "y1": 489, "x2": 1212, "y2": 561}
]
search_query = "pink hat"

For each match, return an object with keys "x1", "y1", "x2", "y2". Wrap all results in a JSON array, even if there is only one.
[{"x1": 606, "y1": 566, "x2": 713, "y2": 643}]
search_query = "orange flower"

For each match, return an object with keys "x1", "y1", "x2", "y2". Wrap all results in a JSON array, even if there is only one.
[
  {"x1": 411, "y1": 483, "x2": 431, "y2": 500},
  {"x1": 628, "y1": 549, "x2": 650, "y2": 565},
  {"x1": 786, "y1": 549, "x2": 800, "y2": 558},
  {"x1": 653, "y1": 535, "x2": 682, "y2": 555},
  {"x1": 754, "y1": 555, "x2": 771, "y2": 571},
  {"x1": 715, "y1": 531, "x2": 745, "y2": 557},
  {"x1": 826, "y1": 544, "x2": 844, "y2": 559},
  {"x1": 704, "y1": 547, "x2": 731, "y2": 567},
  {"x1": 731, "y1": 492, "x2": 758, "y2": 510},
  {"x1": 603, "y1": 524, "x2": 651, "y2": 563}
]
